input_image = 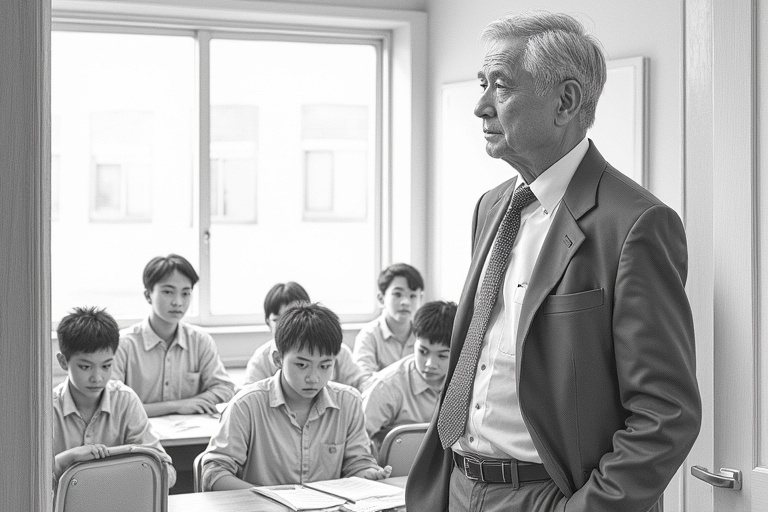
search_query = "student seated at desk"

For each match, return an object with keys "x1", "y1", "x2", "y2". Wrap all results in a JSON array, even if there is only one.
[
  {"x1": 113, "y1": 254, "x2": 235, "y2": 417},
  {"x1": 363, "y1": 301, "x2": 457, "y2": 449},
  {"x1": 53, "y1": 306, "x2": 177, "y2": 487},
  {"x1": 243, "y1": 282, "x2": 372, "y2": 392},
  {"x1": 353, "y1": 263, "x2": 424, "y2": 373},
  {"x1": 202, "y1": 302, "x2": 391, "y2": 491}
]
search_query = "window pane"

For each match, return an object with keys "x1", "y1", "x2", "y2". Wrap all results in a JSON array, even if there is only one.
[
  {"x1": 51, "y1": 30, "x2": 197, "y2": 322},
  {"x1": 209, "y1": 39, "x2": 378, "y2": 317}
]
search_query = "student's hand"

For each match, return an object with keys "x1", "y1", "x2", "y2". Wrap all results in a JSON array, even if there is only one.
[
  {"x1": 359, "y1": 465, "x2": 392, "y2": 480},
  {"x1": 175, "y1": 397, "x2": 218, "y2": 415},
  {"x1": 71, "y1": 444, "x2": 110, "y2": 463}
]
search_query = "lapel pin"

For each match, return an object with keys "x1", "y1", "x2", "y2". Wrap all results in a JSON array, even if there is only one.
[{"x1": 563, "y1": 235, "x2": 573, "y2": 248}]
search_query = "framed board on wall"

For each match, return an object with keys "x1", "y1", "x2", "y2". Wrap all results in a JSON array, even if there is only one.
[{"x1": 433, "y1": 57, "x2": 648, "y2": 301}]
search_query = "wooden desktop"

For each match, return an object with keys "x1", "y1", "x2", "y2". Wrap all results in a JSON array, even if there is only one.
[{"x1": 168, "y1": 476, "x2": 408, "y2": 512}]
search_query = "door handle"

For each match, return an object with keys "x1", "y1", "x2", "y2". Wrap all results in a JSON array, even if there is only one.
[{"x1": 691, "y1": 466, "x2": 742, "y2": 490}]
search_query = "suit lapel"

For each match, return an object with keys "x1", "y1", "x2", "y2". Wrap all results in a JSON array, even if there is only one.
[
  {"x1": 448, "y1": 177, "x2": 517, "y2": 372},
  {"x1": 515, "y1": 142, "x2": 606, "y2": 382}
]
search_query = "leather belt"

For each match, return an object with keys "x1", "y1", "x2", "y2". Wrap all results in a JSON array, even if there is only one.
[{"x1": 453, "y1": 452, "x2": 550, "y2": 485}]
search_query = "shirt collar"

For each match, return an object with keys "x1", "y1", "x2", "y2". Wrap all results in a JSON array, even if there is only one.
[
  {"x1": 60, "y1": 378, "x2": 112, "y2": 418},
  {"x1": 140, "y1": 317, "x2": 187, "y2": 351},
  {"x1": 528, "y1": 136, "x2": 589, "y2": 216},
  {"x1": 268, "y1": 371, "x2": 339, "y2": 415},
  {"x1": 377, "y1": 312, "x2": 395, "y2": 340}
]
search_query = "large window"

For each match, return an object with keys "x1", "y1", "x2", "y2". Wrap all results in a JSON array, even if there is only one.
[{"x1": 52, "y1": 27, "x2": 382, "y2": 325}]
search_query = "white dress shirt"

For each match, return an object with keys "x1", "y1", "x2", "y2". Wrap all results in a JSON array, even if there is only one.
[{"x1": 456, "y1": 137, "x2": 589, "y2": 461}]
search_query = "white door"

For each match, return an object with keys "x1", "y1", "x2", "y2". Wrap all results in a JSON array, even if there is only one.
[{"x1": 683, "y1": 0, "x2": 768, "y2": 510}]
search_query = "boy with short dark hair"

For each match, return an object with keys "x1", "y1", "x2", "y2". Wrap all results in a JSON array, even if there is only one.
[
  {"x1": 243, "y1": 282, "x2": 372, "y2": 391},
  {"x1": 113, "y1": 254, "x2": 235, "y2": 417},
  {"x1": 53, "y1": 306, "x2": 176, "y2": 486},
  {"x1": 202, "y1": 302, "x2": 391, "y2": 490},
  {"x1": 353, "y1": 263, "x2": 424, "y2": 373},
  {"x1": 363, "y1": 301, "x2": 457, "y2": 449}
]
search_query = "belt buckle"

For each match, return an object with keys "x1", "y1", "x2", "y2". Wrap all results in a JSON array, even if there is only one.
[{"x1": 463, "y1": 456, "x2": 480, "y2": 481}]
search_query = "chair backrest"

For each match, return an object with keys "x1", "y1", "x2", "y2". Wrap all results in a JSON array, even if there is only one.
[
  {"x1": 54, "y1": 445, "x2": 168, "y2": 512},
  {"x1": 193, "y1": 451, "x2": 205, "y2": 493},
  {"x1": 377, "y1": 423, "x2": 429, "y2": 478}
]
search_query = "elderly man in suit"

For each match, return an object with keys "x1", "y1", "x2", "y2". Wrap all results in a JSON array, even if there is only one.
[{"x1": 406, "y1": 11, "x2": 701, "y2": 512}]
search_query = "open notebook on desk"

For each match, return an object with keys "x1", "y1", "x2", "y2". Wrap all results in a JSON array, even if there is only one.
[
  {"x1": 252, "y1": 477, "x2": 405, "y2": 512},
  {"x1": 149, "y1": 411, "x2": 222, "y2": 446}
]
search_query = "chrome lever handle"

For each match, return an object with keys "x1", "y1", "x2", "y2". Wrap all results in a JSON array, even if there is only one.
[{"x1": 691, "y1": 466, "x2": 742, "y2": 490}]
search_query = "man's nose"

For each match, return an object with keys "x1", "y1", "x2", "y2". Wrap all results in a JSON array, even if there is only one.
[{"x1": 474, "y1": 91, "x2": 495, "y2": 118}]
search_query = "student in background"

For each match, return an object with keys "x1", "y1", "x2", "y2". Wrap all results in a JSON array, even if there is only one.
[
  {"x1": 353, "y1": 263, "x2": 424, "y2": 373},
  {"x1": 202, "y1": 302, "x2": 391, "y2": 490},
  {"x1": 242, "y1": 282, "x2": 372, "y2": 392},
  {"x1": 113, "y1": 254, "x2": 235, "y2": 417},
  {"x1": 53, "y1": 306, "x2": 176, "y2": 486},
  {"x1": 363, "y1": 301, "x2": 457, "y2": 450}
]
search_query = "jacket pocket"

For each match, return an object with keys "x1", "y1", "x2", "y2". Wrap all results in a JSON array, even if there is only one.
[{"x1": 541, "y1": 288, "x2": 603, "y2": 314}]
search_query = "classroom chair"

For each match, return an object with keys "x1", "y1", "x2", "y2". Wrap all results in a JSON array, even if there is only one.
[
  {"x1": 54, "y1": 445, "x2": 168, "y2": 512},
  {"x1": 193, "y1": 451, "x2": 205, "y2": 493},
  {"x1": 377, "y1": 423, "x2": 429, "y2": 478}
]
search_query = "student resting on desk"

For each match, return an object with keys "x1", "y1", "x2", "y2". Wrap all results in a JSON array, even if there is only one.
[
  {"x1": 113, "y1": 254, "x2": 235, "y2": 417},
  {"x1": 242, "y1": 282, "x2": 372, "y2": 392},
  {"x1": 53, "y1": 306, "x2": 177, "y2": 487},
  {"x1": 352, "y1": 263, "x2": 424, "y2": 373},
  {"x1": 363, "y1": 300, "x2": 457, "y2": 450},
  {"x1": 201, "y1": 302, "x2": 391, "y2": 490}
]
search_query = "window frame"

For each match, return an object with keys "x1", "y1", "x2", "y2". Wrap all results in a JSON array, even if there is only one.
[{"x1": 50, "y1": 1, "x2": 427, "y2": 332}]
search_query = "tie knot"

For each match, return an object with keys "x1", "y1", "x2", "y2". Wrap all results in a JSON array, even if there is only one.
[{"x1": 511, "y1": 183, "x2": 536, "y2": 212}]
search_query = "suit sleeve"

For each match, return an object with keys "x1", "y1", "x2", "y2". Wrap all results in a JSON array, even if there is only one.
[{"x1": 564, "y1": 205, "x2": 701, "y2": 511}]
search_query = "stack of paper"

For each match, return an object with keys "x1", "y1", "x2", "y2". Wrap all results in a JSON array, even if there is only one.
[
  {"x1": 251, "y1": 477, "x2": 405, "y2": 512},
  {"x1": 251, "y1": 484, "x2": 346, "y2": 511}
]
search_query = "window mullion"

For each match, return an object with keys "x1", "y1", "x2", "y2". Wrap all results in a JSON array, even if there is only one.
[{"x1": 197, "y1": 29, "x2": 212, "y2": 323}]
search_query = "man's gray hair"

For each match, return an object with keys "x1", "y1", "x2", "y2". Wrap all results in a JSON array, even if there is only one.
[{"x1": 481, "y1": 11, "x2": 607, "y2": 130}]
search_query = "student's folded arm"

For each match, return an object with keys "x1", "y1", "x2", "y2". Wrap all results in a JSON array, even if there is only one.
[
  {"x1": 352, "y1": 332, "x2": 379, "y2": 374},
  {"x1": 361, "y1": 381, "x2": 397, "y2": 439},
  {"x1": 202, "y1": 398, "x2": 252, "y2": 491},
  {"x1": 341, "y1": 390, "x2": 380, "y2": 478},
  {"x1": 198, "y1": 334, "x2": 236, "y2": 403},
  {"x1": 338, "y1": 345, "x2": 373, "y2": 392}
]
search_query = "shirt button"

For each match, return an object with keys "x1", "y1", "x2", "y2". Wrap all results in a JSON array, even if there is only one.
[
  {"x1": 470, "y1": 436, "x2": 474, "y2": 443},
  {"x1": 481, "y1": 364, "x2": 486, "y2": 371},
  {"x1": 165, "y1": 381, "x2": 169, "y2": 386},
  {"x1": 475, "y1": 403, "x2": 481, "y2": 409}
]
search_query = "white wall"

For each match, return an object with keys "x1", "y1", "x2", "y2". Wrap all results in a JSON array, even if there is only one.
[{"x1": 425, "y1": 0, "x2": 684, "y2": 301}]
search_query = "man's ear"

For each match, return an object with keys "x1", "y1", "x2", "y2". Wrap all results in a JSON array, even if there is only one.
[
  {"x1": 144, "y1": 289, "x2": 151, "y2": 303},
  {"x1": 56, "y1": 353, "x2": 69, "y2": 372},
  {"x1": 555, "y1": 79, "x2": 583, "y2": 127},
  {"x1": 272, "y1": 351, "x2": 283, "y2": 369},
  {"x1": 376, "y1": 292, "x2": 385, "y2": 307}
]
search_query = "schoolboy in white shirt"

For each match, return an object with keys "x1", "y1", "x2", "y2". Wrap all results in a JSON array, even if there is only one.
[
  {"x1": 363, "y1": 301, "x2": 457, "y2": 449},
  {"x1": 202, "y1": 302, "x2": 391, "y2": 490},
  {"x1": 113, "y1": 254, "x2": 235, "y2": 417}
]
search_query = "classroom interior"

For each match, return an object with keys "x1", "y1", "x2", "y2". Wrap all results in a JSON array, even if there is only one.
[{"x1": 3, "y1": 0, "x2": 767, "y2": 511}]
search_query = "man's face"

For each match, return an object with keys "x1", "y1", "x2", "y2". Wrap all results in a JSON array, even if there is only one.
[{"x1": 474, "y1": 37, "x2": 561, "y2": 178}]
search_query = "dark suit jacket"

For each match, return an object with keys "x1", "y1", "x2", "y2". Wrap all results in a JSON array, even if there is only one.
[{"x1": 405, "y1": 142, "x2": 701, "y2": 512}]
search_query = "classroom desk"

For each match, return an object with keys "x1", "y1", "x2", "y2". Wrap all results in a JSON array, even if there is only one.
[
  {"x1": 149, "y1": 413, "x2": 221, "y2": 494},
  {"x1": 168, "y1": 476, "x2": 408, "y2": 512},
  {"x1": 150, "y1": 413, "x2": 221, "y2": 447}
]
